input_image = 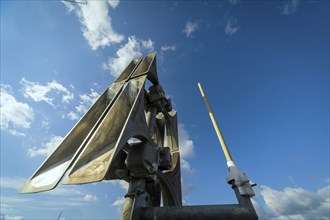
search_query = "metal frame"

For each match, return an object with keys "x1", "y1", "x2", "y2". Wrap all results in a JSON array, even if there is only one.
[{"x1": 20, "y1": 53, "x2": 258, "y2": 220}]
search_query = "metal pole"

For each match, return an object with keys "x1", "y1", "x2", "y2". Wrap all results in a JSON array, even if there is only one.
[{"x1": 197, "y1": 83, "x2": 234, "y2": 167}]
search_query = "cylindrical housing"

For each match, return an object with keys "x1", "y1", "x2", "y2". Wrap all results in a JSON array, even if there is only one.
[{"x1": 139, "y1": 204, "x2": 258, "y2": 220}]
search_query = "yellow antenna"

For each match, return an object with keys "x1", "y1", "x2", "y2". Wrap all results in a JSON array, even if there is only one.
[
  {"x1": 198, "y1": 82, "x2": 256, "y2": 198},
  {"x1": 197, "y1": 83, "x2": 235, "y2": 167}
]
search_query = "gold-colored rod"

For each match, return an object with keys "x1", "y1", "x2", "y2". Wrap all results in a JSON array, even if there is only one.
[{"x1": 197, "y1": 83, "x2": 233, "y2": 163}]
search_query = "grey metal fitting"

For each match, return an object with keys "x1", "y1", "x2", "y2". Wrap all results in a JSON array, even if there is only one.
[
  {"x1": 125, "y1": 142, "x2": 159, "y2": 177},
  {"x1": 148, "y1": 85, "x2": 172, "y2": 112},
  {"x1": 226, "y1": 166, "x2": 255, "y2": 197}
]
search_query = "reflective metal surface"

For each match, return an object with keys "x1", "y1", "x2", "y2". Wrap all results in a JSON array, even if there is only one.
[{"x1": 20, "y1": 53, "x2": 182, "y2": 209}]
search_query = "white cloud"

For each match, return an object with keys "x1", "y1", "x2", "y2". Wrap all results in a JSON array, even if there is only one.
[
  {"x1": 281, "y1": 0, "x2": 300, "y2": 15},
  {"x1": 67, "y1": 111, "x2": 79, "y2": 120},
  {"x1": 181, "y1": 178, "x2": 193, "y2": 195},
  {"x1": 251, "y1": 199, "x2": 269, "y2": 220},
  {"x1": 20, "y1": 78, "x2": 74, "y2": 107},
  {"x1": 83, "y1": 194, "x2": 98, "y2": 202},
  {"x1": 0, "y1": 203, "x2": 12, "y2": 213},
  {"x1": 102, "y1": 36, "x2": 155, "y2": 77},
  {"x1": 41, "y1": 117, "x2": 50, "y2": 129},
  {"x1": 177, "y1": 124, "x2": 195, "y2": 201},
  {"x1": 112, "y1": 197, "x2": 125, "y2": 207},
  {"x1": 325, "y1": 178, "x2": 330, "y2": 184},
  {"x1": 108, "y1": 180, "x2": 128, "y2": 213},
  {"x1": 161, "y1": 45, "x2": 176, "y2": 52},
  {"x1": 62, "y1": 0, "x2": 124, "y2": 50},
  {"x1": 256, "y1": 185, "x2": 330, "y2": 220},
  {"x1": 0, "y1": 214, "x2": 23, "y2": 220},
  {"x1": 224, "y1": 18, "x2": 239, "y2": 36},
  {"x1": 0, "y1": 177, "x2": 26, "y2": 190},
  {"x1": 112, "y1": 196, "x2": 126, "y2": 213},
  {"x1": 110, "y1": 180, "x2": 129, "y2": 191},
  {"x1": 178, "y1": 124, "x2": 195, "y2": 158},
  {"x1": 180, "y1": 159, "x2": 194, "y2": 175},
  {"x1": 141, "y1": 39, "x2": 154, "y2": 50},
  {"x1": 229, "y1": 0, "x2": 239, "y2": 6},
  {"x1": 76, "y1": 89, "x2": 100, "y2": 113},
  {"x1": 27, "y1": 135, "x2": 63, "y2": 157},
  {"x1": 65, "y1": 89, "x2": 100, "y2": 121},
  {"x1": 0, "y1": 84, "x2": 34, "y2": 135},
  {"x1": 61, "y1": 0, "x2": 75, "y2": 13},
  {"x1": 44, "y1": 185, "x2": 82, "y2": 197},
  {"x1": 62, "y1": 92, "x2": 74, "y2": 104},
  {"x1": 8, "y1": 129, "x2": 26, "y2": 137},
  {"x1": 0, "y1": 184, "x2": 99, "y2": 218},
  {"x1": 107, "y1": 0, "x2": 120, "y2": 9},
  {"x1": 182, "y1": 20, "x2": 199, "y2": 38}
]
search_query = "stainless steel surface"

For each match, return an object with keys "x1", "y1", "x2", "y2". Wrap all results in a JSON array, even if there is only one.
[
  {"x1": 62, "y1": 75, "x2": 150, "y2": 184},
  {"x1": 20, "y1": 83, "x2": 124, "y2": 193}
]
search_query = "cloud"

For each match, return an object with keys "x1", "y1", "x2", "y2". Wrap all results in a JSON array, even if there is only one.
[
  {"x1": 0, "y1": 181, "x2": 99, "y2": 218},
  {"x1": 65, "y1": 88, "x2": 100, "y2": 121},
  {"x1": 182, "y1": 20, "x2": 199, "y2": 38},
  {"x1": 224, "y1": 18, "x2": 239, "y2": 36},
  {"x1": 160, "y1": 45, "x2": 176, "y2": 52},
  {"x1": 251, "y1": 199, "x2": 269, "y2": 220},
  {"x1": 20, "y1": 78, "x2": 74, "y2": 108},
  {"x1": 109, "y1": 180, "x2": 129, "y2": 191},
  {"x1": 41, "y1": 117, "x2": 50, "y2": 129},
  {"x1": 27, "y1": 135, "x2": 63, "y2": 157},
  {"x1": 83, "y1": 194, "x2": 98, "y2": 202},
  {"x1": 178, "y1": 124, "x2": 195, "y2": 158},
  {"x1": 0, "y1": 177, "x2": 26, "y2": 191},
  {"x1": 281, "y1": 0, "x2": 300, "y2": 15},
  {"x1": 180, "y1": 159, "x2": 195, "y2": 175},
  {"x1": 325, "y1": 178, "x2": 330, "y2": 184},
  {"x1": 1, "y1": 178, "x2": 100, "y2": 220},
  {"x1": 102, "y1": 36, "x2": 155, "y2": 77},
  {"x1": 0, "y1": 84, "x2": 34, "y2": 135},
  {"x1": 181, "y1": 178, "x2": 193, "y2": 196},
  {"x1": 177, "y1": 124, "x2": 195, "y2": 202},
  {"x1": 62, "y1": 92, "x2": 74, "y2": 104},
  {"x1": 107, "y1": 0, "x2": 120, "y2": 9},
  {"x1": 112, "y1": 197, "x2": 125, "y2": 207},
  {"x1": 7, "y1": 129, "x2": 25, "y2": 137},
  {"x1": 112, "y1": 197, "x2": 126, "y2": 213},
  {"x1": 62, "y1": 0, "x2": 75, "y2": 13},
  {"x1": 67, "y1": 111, "x2": 79, "y2": 120},
  {"x1": 62, "y1": 0, "x2": 123, "y2": 50},
  {"x1": 109, "y1": 180, "x2": 128, "y2": 213},
  {"x1": 0, "y1": 214, "x2": 23, "y2": 220},
  {"x1": 228, "y1": 0, "x2": 239, "y2": 6},
  {"x1": 76, "y1": 89, "x2": 100, "y2": 113},
  {"x1": 255, "y1": 185, "x2": 330, "y2": 219}
]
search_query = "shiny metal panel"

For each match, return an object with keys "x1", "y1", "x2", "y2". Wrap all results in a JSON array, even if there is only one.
[
  {"x1": 62, "y1": 75, "x2": 149, "y2": 184},
  {"x1": 20, "y1": 83, "x2": 122, "y2": 193},
  {"x1": 132, "y1": 52, "x2": 159, "y2": 84},
  {"x1": 115, "y1": 58, "x2": 142, "y2": 83}
]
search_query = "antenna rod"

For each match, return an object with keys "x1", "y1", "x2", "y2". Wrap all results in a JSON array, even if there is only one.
[{"x1": 197, "y1": 83, "x2": 234, "y2": 168}]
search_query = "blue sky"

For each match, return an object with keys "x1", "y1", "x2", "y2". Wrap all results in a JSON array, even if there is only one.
[{"x1": 0, "y1": 0, "x2": 329, "y2": 219}]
